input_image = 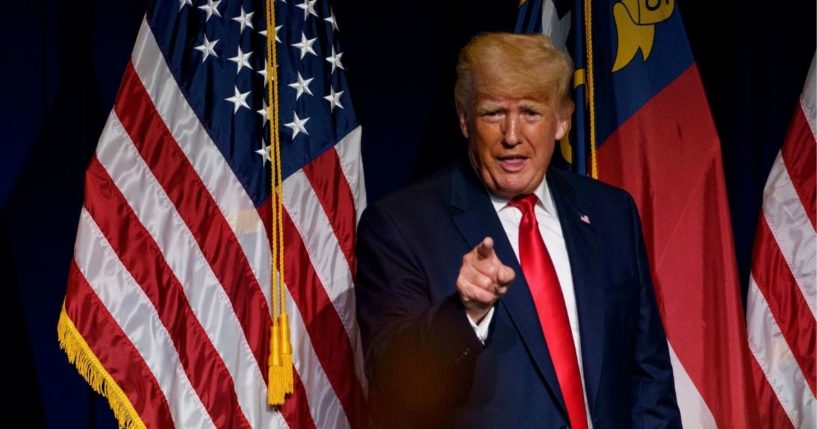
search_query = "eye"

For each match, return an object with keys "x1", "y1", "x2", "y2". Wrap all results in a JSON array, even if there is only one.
[
  {"x1": 521, "y1": 107, "x2": 542, "y2": 118},
  {"x1": 478, "y1": 108, "x2": 504, "y2": 122}
]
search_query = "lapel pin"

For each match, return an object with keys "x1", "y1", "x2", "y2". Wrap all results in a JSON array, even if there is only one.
[{"x1": 579, "y1": 214, "x2": 590, "y2": 224}]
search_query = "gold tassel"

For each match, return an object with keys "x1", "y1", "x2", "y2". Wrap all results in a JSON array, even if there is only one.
[
  {"x1": 267, "y1": 322, "x2": 285, "y2": 405},
  {"x1": 278, "y1": 313, "x2": 294, "y2": 392},
  {"x1": 267, "y1": 314, "x2": 294, "y2": 405}
]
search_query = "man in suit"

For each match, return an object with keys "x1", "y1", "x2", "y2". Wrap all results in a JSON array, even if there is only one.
[{"x1": 355, "y1": 33, "x2": 681, "y2": 428}]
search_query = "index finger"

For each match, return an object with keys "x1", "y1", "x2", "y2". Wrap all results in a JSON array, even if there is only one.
[{"x1": 475, "y1": 237, "x2": 495, "y2": 259}]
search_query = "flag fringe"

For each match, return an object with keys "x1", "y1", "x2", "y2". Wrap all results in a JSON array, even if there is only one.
[{"x1": 57, "y1": 305, "x2": 146, "y2": 429}]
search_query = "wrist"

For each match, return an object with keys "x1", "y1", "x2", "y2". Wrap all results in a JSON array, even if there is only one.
[{"x1": 465, "y1": 306, "x2": 491, "y2": 324}]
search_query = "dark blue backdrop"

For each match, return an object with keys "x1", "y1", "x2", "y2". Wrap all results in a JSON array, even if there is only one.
[{"x1": 2, "y1": 1, "x2": 814, "y2": 427}]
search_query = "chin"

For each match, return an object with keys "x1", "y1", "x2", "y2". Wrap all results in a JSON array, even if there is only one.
[
  {"x1": 497, "y1": 178, "x2": 534, "y2": 196},
  {"x1": 482, "y1": 169, "x2": 535, "y2": 197},
  {"x1": 493, "y1": 185, "x2": 527, "y2": 198}
]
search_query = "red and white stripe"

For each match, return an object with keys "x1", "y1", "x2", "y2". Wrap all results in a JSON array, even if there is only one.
[
  {"x1": 748, "y1": 54, "x2": 816, "y2": 428},
  {"x1": 64, "y1": 17, "x2": 367, "y2": 428}
]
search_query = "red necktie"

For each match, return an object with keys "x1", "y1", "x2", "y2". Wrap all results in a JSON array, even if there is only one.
[{"x1": 509, "y1": 194, "x2": 588, "y2": 429}]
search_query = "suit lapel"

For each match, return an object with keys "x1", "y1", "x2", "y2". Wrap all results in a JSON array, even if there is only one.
[
  {"x1": 547, "y1": 170, "x2": 607, "y2": 415},
  {"x1": 448, "y1": 160, "x2": 567, "y2": 414}
]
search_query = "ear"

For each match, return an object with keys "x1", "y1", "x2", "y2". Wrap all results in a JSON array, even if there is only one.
[
  {"x1": 555, "y1": 115, "x2": 570, "y2": 140},
  {"x1": 455, "y1": 102, "x2": 470, "y2": 139}
]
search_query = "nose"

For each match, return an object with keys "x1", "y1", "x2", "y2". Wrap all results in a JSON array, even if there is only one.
[{"x1": 502, "y1": 113, "x2": 521, "y2": 146}]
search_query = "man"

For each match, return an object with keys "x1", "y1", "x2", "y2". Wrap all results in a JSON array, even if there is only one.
[{"x1": 355, "y1": 33, "x2": 681, "y2": 428}]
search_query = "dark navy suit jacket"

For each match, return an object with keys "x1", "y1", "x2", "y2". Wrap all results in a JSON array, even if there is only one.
[{"x1": 355, "y1": 158, "x2": 681, "y2": 428}]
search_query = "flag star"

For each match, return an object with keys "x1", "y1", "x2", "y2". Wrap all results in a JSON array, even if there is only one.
[
  {"x1": 225, "y1": 86, "x2": 251, "y2": 113},
  {"x1": 198, "y1": 0, "x2": 222, "y2": 22},
  {"x1": 194, "y1": 35, "x2": 219, "y2": 62},
  {"x1": 284, "y1": 112, "x2": 310, "y2": 139},
  {"x1": 324, "y1": 87, "x2": 344, "y2": 112},
  {"x1": 296, "y1": 0, "x2": 318, "y2": 21},
  {"x1": 275, "y1": 25, "x2": 283, "y2": 43},
  {"x1": 179, "y1": 0, "x2": 193, "y2": 11},
  {"x1": 229, "y1": 47, "x2": 253, "y2": 72},
  {"x1": 232, "y1": 8, "x2": 254, "y2": 33},
  {"x1": 257, "y1": 99, "x2": 269, "y2": 126},
  {"x1": 256, "y1": 140, "x2": 271, "y2": 165},
  {"x1": 288, "y1": 72, "x2": 314, "y2": 100},
  {"x1": 291, "y1": 32, "x2": 317, "y2": 59},
  {"x1": 258, "y1": 60, "x2": 270, "y2": 85},
  {"x1": 325, "y1": 46, "x2": 344, "y2": 73},
  {"x1": 325, "y1": 8, "x2": 339, "y2": 32}
]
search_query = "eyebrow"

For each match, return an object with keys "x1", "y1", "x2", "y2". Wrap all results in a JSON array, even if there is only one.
[
  {"x1": 516, "y1": 100, "x2": 548, "y2": 110},
  {"x1": 474, "y1": 100, "x2": 548, "y2": 113}
]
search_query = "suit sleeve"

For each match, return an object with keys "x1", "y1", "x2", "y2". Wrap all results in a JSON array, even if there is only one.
[
  {"x1": 627, "y1": 196, "x2": 683, "y2": 428},
  {"x1": 355, "y1": 204, "x2": 483, "y2": 424}
]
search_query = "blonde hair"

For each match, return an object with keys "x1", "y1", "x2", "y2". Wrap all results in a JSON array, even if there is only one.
[{"x1": 455, "y1": 33, "x2": 574, "y2": 116}]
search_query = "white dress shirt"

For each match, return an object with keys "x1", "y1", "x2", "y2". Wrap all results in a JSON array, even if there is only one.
[{"x1": 466, "y1": 178, "x2": 592, "y2": 425}]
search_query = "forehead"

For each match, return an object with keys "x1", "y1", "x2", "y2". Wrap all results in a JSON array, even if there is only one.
[
  {"x1": 471, "y1": 93, "x2": 550, "y2": 109},
  {"x1": 470, "y1": 73, "x2": 551, "y2": 105}
]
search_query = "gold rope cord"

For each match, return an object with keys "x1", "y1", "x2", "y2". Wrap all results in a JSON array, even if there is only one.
[
  {"x1": 265, "y1": 0, "x2": 293, "y2": 406},
  {"x1": 583, "y1": 0, "x2": 598, "y2": 179}
]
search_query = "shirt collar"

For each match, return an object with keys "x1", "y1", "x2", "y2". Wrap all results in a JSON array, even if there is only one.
[{"x1": 488, "y1": 176, "x2": 556, "y2": 217}]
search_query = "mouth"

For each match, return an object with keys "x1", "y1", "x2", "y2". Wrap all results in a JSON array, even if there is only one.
[{"x1": 497, "y1": 155, "x2": 527, "y2": 172}]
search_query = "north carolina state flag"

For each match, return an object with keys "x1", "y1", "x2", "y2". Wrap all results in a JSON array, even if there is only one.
[{"x1": 517, "y1": 1, "x2": 760, "y2": 426}]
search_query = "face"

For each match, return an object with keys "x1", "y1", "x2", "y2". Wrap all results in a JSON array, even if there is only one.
[{"x1": 458, "y1": 93, "x2": 569, "y2": 198}]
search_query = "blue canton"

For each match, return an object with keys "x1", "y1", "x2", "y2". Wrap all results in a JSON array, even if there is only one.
[{"x1": 147, "y1": 0, "x2": 358, "y2": 206}]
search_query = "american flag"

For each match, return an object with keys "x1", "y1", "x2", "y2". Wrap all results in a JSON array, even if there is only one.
[
  {"x1": 747, "y1": 55, "x2": 815, "y2": 428},
  {"x1": 57, "y1": 0, "x2": 367, "y2": 427}
]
